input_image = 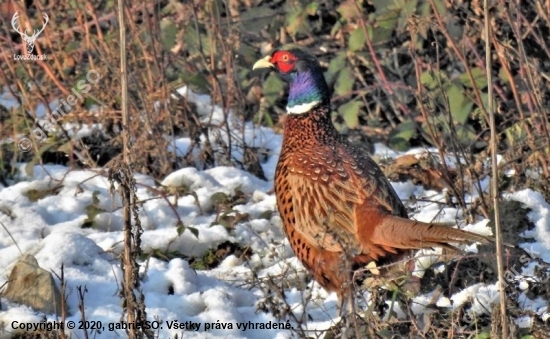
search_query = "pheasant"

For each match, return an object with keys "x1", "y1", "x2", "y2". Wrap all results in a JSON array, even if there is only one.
[{"x1": 252, "y1": 45, "x2": 489, "y2": 312}]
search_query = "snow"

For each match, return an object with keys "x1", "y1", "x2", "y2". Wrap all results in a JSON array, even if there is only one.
[
  {"x1": 1, "y1": 87, "x2": 549, "y2": 338},
  {"x1": 507, "y1": 190, "x2": 550, "y2": 261}
]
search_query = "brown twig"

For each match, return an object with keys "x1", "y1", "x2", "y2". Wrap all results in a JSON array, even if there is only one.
[{"x1": 484, "y1": 1, "x2": 508, "y2": 336}]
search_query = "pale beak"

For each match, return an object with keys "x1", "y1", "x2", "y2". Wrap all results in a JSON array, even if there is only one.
[{"x1": 252, "y1": 55, "x2": 274, "y2": 70}]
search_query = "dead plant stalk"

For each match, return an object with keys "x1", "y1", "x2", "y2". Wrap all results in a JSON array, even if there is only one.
[
  {"x1": 484, "y1": 0, "x2": 508, "y2": 337},
  {"x1": 117, "y1": 0, "x2": 136, "y2": 338}
]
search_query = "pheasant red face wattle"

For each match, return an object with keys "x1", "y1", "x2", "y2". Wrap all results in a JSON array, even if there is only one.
[{"x1": 270, "y1": 51, "x2": 297, "y2": 73}]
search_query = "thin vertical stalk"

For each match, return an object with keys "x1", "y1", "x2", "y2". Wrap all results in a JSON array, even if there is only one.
[
  {"x1": 118, "y1": 0, "x2": 136, "y2": 338},
  {"x1": 484, "y1": 0, "x2": 508, "y2": 337}
]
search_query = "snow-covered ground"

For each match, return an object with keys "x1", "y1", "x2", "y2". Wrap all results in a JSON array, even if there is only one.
[{"x1": 1, "y1": 88, "x2": 549, "y2": 338}]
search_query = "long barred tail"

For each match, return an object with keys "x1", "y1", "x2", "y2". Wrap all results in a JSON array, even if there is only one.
[{"x1": 370, "y1": 215, "x2": 491, "y2": 251}]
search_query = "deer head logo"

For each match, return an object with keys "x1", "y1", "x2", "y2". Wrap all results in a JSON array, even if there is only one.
[{"x1": 11, "y1": 11, "x2": 49, "y2": 54}]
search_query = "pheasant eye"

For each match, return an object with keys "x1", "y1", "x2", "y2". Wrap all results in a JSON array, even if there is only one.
[{"x1": 282, "y1": 54, "x2": 290, "y2": 62}]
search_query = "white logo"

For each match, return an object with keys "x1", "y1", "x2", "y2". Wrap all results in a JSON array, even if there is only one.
[{"x1": 11, "y1": 11, "x2": 48, "y2": 55}]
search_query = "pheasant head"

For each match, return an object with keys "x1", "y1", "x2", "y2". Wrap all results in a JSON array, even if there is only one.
[{"x1": 253, "y1": 46, "x2": 330, "y2": 114}]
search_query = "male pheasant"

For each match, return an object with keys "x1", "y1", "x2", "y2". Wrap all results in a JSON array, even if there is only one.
[{"x1": 253, "y1": 45, "x2": 489, "y2": 312}]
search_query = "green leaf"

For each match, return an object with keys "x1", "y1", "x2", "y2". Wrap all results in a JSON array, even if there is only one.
[
  {"x1": 504, "y1": 122, "x2": 528, "y2": 145},
  {"x1": 180, "y1": 70, "x2": 210, "y2": 94},
  {"x1": 420, "y1": 70, "x2": 447, "y2": 89},
  {"x1": 253, "y1": 108, "x2": 274, "y2": 127},
  {"x1": 498, "y1": 66, "x2": 510, "y2": 83},
  {"x1": 431, "y1": 0, "x2": 446, "y2": 15},
  {"x1": 23, "y1": 186, "x2": 63, "y2": 202},
  {"x1": 348, "y1": 27, "x2": 366, "y2": 51},
  {"x1": 65, "y1": 41, "x2": 80, "y2": 53},
  {"x1": 474, "y1": 332, "x2": 490, "y2": 339},
  {"x1": 372, "y1": 0, "x2": 393, "y2": 10},
  {"x1": 82, "y1": 191, "x2": 105, "y2": 228},
  {"x1": 57, "y1": 141, "x2": 73, "y2": 154},
  {"x1": 262, "y1": 74, "x2": 285, "y2": 105},
  {"x1": 285, "y1": 5, "x2": 305, "y2": 37},
  {"x1": 176, "y1": 222, "x2": 185, "y2": 236},
  {"x1": 378, "y1": 13, "x2": 399, "y2": 30},
  {"x1": 160, "y1": 19, "x2": 177, "y2": 50},
  {"x1": 258, "y1": 210, "x2": 273, "y2": 220},
  {"x1": 338, "y1": 100, "x2": 362, "y2": 129},
  {"x1": 389, "y1": 119, "x2": 416, "y2": 150},
  {"x1": 377, "y1": 329, "x2": 397, "y2": 338},
  {"x1": 402, "y1": 0, "x2": 418, "y2": 15},
  {"x1": 459, "y1": 67, "x2": 488, "y2": 89},
  {"x1": 238, "y1": 44, "x2": 258, "y2": 66},
  {"x1": 371, "y1": 25, "x2": 393, "y2": 44},
  {"x1": 241, "y1": 5, "x2": 277, "y2": 32},
  {"x1": 330, "y1": 21, "x2": 342, "y2": 36},
  {"x1": 187, "y1": 226, "x2": 199, "y2": 239},
  {"x1": 184, "y1": 28, "x2": 211, "y2": 55},
  {"x1": 334, "y1": 67, "x2": 354, "y2": 96},
  {"x1": 210, "y1": 192, "x2": 229, "y2": 207},
  {"x1": 455, "y1": 125, "x2": 477, "y2": 144},
  {"x1": 447, "y1": 84, "x2": 473, "y2": 124},
  {"x1": 325, "y1": 52, "x2": 347, "y2": 83},
  {"x1": 305, "y1": 2, "x2": 319, "y2": 15}
]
